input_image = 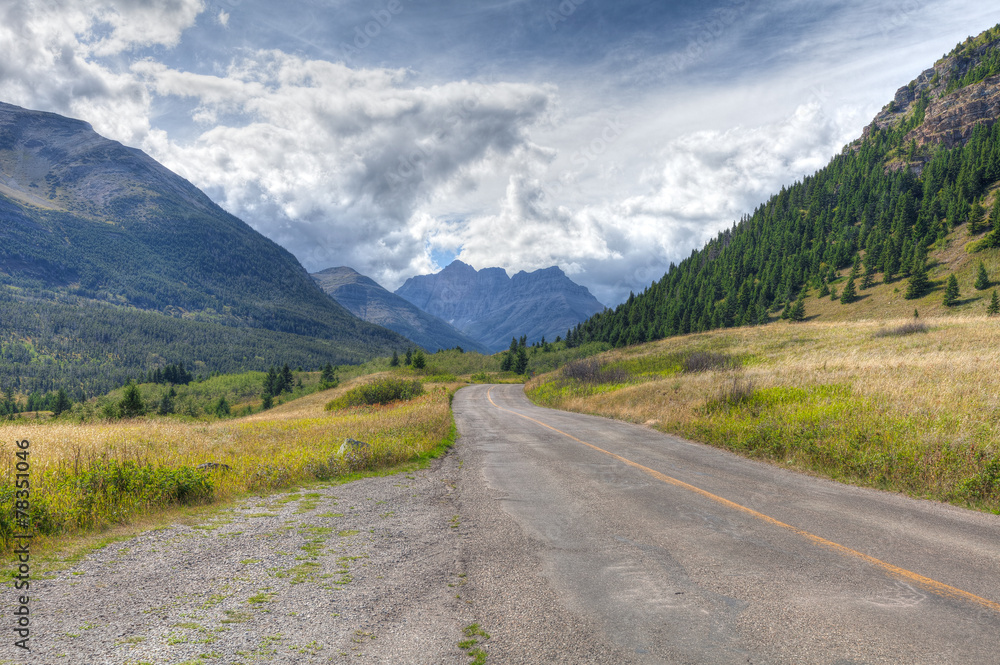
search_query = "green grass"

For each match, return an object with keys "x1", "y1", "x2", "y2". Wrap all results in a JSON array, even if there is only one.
[{"x1": 526, "y1": 320, "x2": 1000, "y2": 513}]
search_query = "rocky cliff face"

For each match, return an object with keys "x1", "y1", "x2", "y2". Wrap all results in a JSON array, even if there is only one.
[
  {"x1": 395, "y1": 261, "x2": 605, "y2": 352},
  {"x1": 862, "y1": 25, "x2": 1000, "y2": 151},
  {"x1": 312, "y1": 267, "x2": 487, "y2": 353}
]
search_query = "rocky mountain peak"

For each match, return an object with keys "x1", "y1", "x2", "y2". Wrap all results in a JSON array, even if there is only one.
[
  {"x1": 395, "y1": 261, "x2": 605, "y2": 352},
  {"x1": 861, "y1": 23, "x2": 1000, "y2": 153}
]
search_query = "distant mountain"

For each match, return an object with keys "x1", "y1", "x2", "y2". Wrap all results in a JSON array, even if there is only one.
[
  {"x1": 569, "y1": 23, "x2": 1000, "y2": 348},
  {"x1": 311, "y1": 267, "x2": 488, "y2": 353},
  {"x1": 395, "y1": 261, "x2": 605, "y2": 352},
  {"x1": 0, "y1": 101, "x2": 409, "y2": 395}
]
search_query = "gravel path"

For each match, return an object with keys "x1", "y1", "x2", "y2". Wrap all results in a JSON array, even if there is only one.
[{"x1": 18, "y1": 452, "x2": 478, "y2": 664}]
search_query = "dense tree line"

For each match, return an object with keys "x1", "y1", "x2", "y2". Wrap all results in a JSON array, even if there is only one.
[
  {"x1": 0, "y1": 296, "x2": 389, "y2": 398},
  {"x1": 570, "y1": 95, "x2": 1000, "y2": 348}
]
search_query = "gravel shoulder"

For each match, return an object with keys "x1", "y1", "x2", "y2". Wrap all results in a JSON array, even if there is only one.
[{"x1": 18, "y1": 452, "x2": 475, "y2": 664}]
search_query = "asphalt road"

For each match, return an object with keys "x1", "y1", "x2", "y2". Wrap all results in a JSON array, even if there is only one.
[{"x1": 452, "y1": 384, "x2": 1000, "y2": 665}]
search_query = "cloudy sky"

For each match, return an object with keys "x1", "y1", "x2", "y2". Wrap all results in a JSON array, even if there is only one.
[{"x1": 3, "y1": 0, "x2": 1000, "y2": 305}]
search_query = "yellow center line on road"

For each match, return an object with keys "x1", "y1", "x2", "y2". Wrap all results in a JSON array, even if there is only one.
[{"x1": 486, "y1": 386, "x2": 1000, "y2": 614}]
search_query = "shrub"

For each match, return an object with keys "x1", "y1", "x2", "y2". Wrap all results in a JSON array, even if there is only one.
[
  {"x1": 873, "y1": 321, "x2": 928, "y2": 337},
  {"x1": 681, "y1": 351, "x2": 738, "y2": 373},
  {"x1": 325, "y1": 377, "x2": 424, "y2": 410},
  {"x1": 562, "y1": 359, "x2": 630, "y2": 384}
]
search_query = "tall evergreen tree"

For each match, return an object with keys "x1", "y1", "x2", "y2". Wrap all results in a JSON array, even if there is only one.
[
  {"x1": 404, "y1": 348, "x2": 412, "y2": 366},
  {"x1": 840, "y1": 275, "x2": 858, "y2": 304},
  {"x1": 118, "y1": 382, "x2": 146, "y2": 418},
  {"x1": 943, "y1": 273, "x2": 960, "y2": 306},
  {"x1": 789, "y1": 292, "x2": 806, "y2": 322},
  {"x1": 390, "y1": 350, "x2": 400, "y2": 367},
  {"x1": 51, "y1": 389, "x2": 71, "y2": 416},
  {"x1": 975, "y1": 261, "x2": 990, "y2": 290},
  {"x1": 320, "y1": 363, "x2": 338, "y2": 388},
  {"x1": 905, "y1": 260, "x2": 930, "y2": 299},
  {"x1": 157, "y1": 389, "x2": 175, "y2": 416},
  {"x1": 988, "y1": 290, "x2": 1000, "y2": 316},
  {"x1": 514, "y1": 346, "x2": 529, "y2": 375},
  {"x1": 263, "y1": 366, "x2": 278, "y2": 396},
  {"x1": 412, "y1": 349, "x2": 426, "y2": 369},
  {"x1": 969, "y1": 202, "x2": 986, "y2": 235}
]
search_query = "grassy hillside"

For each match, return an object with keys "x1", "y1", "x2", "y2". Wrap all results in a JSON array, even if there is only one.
[
  {"x1": 796, "y1": 218, "x2": 1000, "y2": 321},
  {"x1": 527, "y1": 318, "x2": 1000, "y2": 513},
  {"x1": 0, "y1": 373, "x2": 458, "y2": 553}
]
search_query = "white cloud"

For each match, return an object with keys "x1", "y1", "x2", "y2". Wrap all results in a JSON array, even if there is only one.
[
  {"x1": 134, "y1": 52, "x2": 555, "y2": 287},
  {"x1": 448, "y1": 101, "x2": 862, "y2": 305},
  {"x1": 0, "y1": 0, "x2": 204, "y2": 144}
]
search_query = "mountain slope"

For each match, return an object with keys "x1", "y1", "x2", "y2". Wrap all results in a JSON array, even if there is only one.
[
  {"x1": 0, "y1": 101, "x2": 410, "y2": 395},
  {"x1": 569, "y1": 23, "x2": 1000, "y2": 349},
  {"x1": 311, "y1": 267, "x2": 488, "y2": 353},
  {"x1": 395, "y1": 261, "x2": 605, "y2": 352}
]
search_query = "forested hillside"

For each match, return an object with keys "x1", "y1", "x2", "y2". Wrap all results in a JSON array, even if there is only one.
[
  {"x1": 570, "y1": 24, "x2": 1000, "y2": 348},
  {"x1": 0, "y1": 102, "x2": 410, "y2": 396}
]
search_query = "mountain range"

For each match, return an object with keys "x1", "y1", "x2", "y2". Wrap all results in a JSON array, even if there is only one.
[
  {"x1": 311, "y1": 267, "x2": 488, "y2": 353},
  {"x1": 0, "y1": 101, "x2": 409, "y2": 396},
  {"x1": 394, "y1": 260, "x2": 605, "y2": 352}
]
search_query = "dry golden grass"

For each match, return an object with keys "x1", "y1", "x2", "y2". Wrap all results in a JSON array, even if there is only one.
[
  {"x1": 0, "y1": 374, "x2": 457, "y2": 549},
  {"x1": 527, "y1": 317, "x2": 1000, "y2": 510}
]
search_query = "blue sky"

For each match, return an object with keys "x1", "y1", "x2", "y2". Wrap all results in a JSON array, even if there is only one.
[{"x1": 3, "y1": 0, "x2": 1000, "y2": 305}]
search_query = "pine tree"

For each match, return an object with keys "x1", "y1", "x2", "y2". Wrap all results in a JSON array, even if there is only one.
[
  {"x1": 52, "y1": 389, "x2": 71, "y2": 416},
  {"x1": 779, "y1": 300, "x2": 792, "y2": 320},
  {"x1": 412, "y1": 349, "x2": 426, "y2": 369},
  {"x1": 829, "y1": 286, "x2": 838, "y2": 301},
  {"x1": 969, "y1": 202, "x2": 985, "y2": 235},
  {"x1": 975, "y1": 261, "x2": 990, "y2": 290},
  {"x1": 988, "y1": 290, "x2": 1000, "y2": 316},
  {"x1": 840, "y1": 275, "x2": 858, "y2": 304},
  {"x1": 320, "y1": 363, "x2": 339, "y2": 389},
  {"x1": 818, "y1": 281, "x2": 830, "y2": 298},
  {"x1": 157, "y1": 389, "x2": 174, "y2": 415},
  {"x1": 404, "y1": 348, "x2": 412, "y2": 366},
  {"x1": 118, "y1": 382, "x2": 146, "y2": 418},
  {"x1": 390, "y1": 350, "x2": 400, "y2": 367},
  {"x1": 261, "y1": 392, "x2": 273, "y2": 410},
  {"x1": 861, "y1": 264, "x2": 875, "y2": 289},
  {"x1": 943, "y1": 274, "x2": 960, "y2": 306},
  {"x1": 281, "y1": 365, "x2": 294, "y2": 393},
  {"x1": 514, "y1": 346, "x2": 529, "y2": 375},
  {"x1": 214, "y1": 396, "x2": 230, "y2": 418},
  {"x1": 789, "y1": 293, "x2": 806, "y2": 322},
  {"x1": 263, "y1": 367, "x2": 278, "y2": 396},
  {"x1": 904, "y1": 260, "x2": 930, "y2": 299}
]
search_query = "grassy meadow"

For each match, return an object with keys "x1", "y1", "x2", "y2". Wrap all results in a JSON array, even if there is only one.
[
  {"x1": 526, "y1": 317, "x2": 1000, "y2": 513},
  {"x1": 0, "y1": 373, "x2": 458, "y2": 554}
]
